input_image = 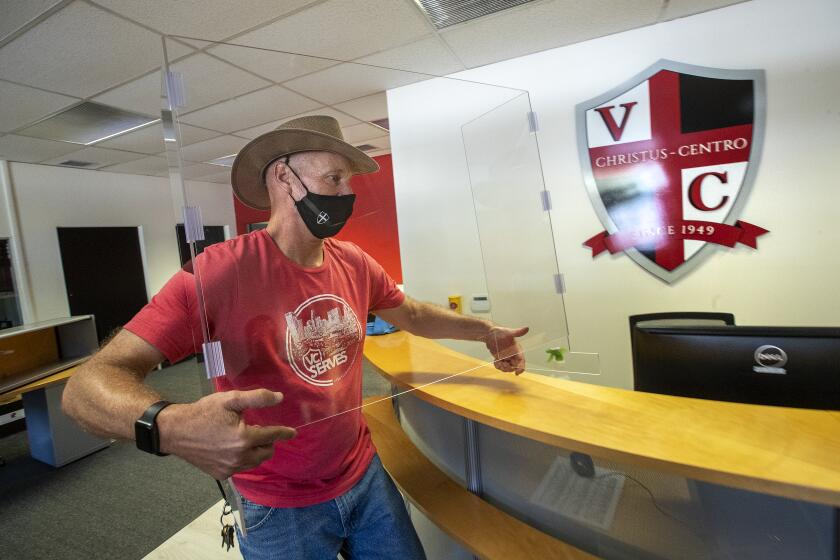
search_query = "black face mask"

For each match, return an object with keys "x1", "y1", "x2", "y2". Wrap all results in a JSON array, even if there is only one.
[{"x1": 287, "y1": 165, "x2": 355, "y2": 239}]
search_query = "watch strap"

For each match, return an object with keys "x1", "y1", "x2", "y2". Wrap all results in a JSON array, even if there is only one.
[{"x1": 135, "y1": 400, "x2": 172, "y2": 456}]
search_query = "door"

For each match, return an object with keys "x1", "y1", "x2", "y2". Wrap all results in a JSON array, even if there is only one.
[
  {"x1": 247, "y1": 222, "x2": 268, "y2": 233},
  {"x1": 57, "y1": 227, "x2": 149, "y2": 343},
  {"x1": 175, "y1": 224, "x2": 227, "y2": 266},
  {"x1": 0, "y1": 239, "x2": 23, "y2": 330}
]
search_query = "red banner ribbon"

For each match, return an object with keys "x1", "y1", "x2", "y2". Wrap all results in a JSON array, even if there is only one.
[{"x1": 584, "y1": 220, "x2": 768, "y2": 257}]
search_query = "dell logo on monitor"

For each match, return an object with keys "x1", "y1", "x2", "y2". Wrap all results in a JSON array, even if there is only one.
[{"x1": 753, "y1": 344, "x2": 788, "y2": 374}]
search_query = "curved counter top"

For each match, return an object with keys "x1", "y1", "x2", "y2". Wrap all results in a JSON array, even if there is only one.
[{"x1": 363, "y1": 331, "x2": 840, "y2": 507}]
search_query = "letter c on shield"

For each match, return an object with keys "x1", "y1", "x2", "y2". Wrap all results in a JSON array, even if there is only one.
[{"x1": 688, "y1": 171, "x2": 729, "y2": 212}]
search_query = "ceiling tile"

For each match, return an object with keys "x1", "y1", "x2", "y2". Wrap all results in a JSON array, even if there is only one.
[
  {"x1": 99, "y1": 155, "x2": 170, "y2": 176},
  {"x1": 96, "y1": 122, "x2": 221, "y2": 154},
  {"x1": 341, "y1": 123, "x2": 387, "y2": 144},
  {"x1": 180, "y1": 86, "x2": 321, "y2": 132},
  {"x1": 92, "y1": 53, "x2": 270, "y2": 117},
  {"x1": 168, "y1": 123, "x2": 223, "y2": 147},
  {"x1": 208, "y1": 43, "x2": 337, "y2": 83},
  {"x1": 0, "y1": 0, "x2": 63, "y2": 43},
  {"x1": 0, "y1": 134, "x2": 79, "y2": 163},
  {"x1": 190, "y1": 170, "x2": 232, "y2": 184},
  {"x1": 234, "y1": 107, "x2": 361, "y2": 139},
  {"x1": 165, "y1": 53, "x2": 271, "y2": 112},
  {"x1": 90, "y1": 71, "x2": 162, "y2": 117},
  {"x1": 333, "y1": 92, "x2": 389, "y2": 122},
  {"x1": 0, "y1": 80, "x2": 80, "y2": 133},
  {"x1": 660, "y1": 0, "x2": 747, "y2": 21},
  {"x1": 40, "y1": 146, "x2": 145, "y2": 169},
  {"x1": 366, "y1": 148, "x2": 390, "y2": 157},
  {"x1": 96, "y1": 122, "x2": 165, "y2": 154},
  {"x1": 440, "y1": 0, "x2": 662, "y2": 69},
  {"x1": 362, "y1": 135, "x2": 391, "y2": 150},
  {"x1": 182, "y1": 163, "x2": 228, "y2": 180},
  {"x1": 89, "y1": 0, "x2": 317, "y2": 40},
  {"x1": 176, "y1": 135, "x2": 249, "y2": 163},
  {"x1": 356, "y1": 35, "x2": 465, "y2": 76},
  {"x1": 231, "y1": 0, "x2": 431, "y2": 61},
  {"x1": 0, "y1": 2, "x2": 191, "y2": 97},
  {"x1": 284, "y1": 63, "x2": 423, "y2": 105},
  {"x1": 15, "y1": 101, "x2": 157, "y2": 145}
]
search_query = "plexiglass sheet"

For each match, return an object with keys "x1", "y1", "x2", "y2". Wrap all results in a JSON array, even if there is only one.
[
  {"x1": 462, "y1": 92, "x2": 600, "y2": 379},
  {"x1": 159, "y1": 35, "x2": 600, "y2": 539},
  {"x1": 160, "y1": 35, "x2": 582, "y2": 429}
]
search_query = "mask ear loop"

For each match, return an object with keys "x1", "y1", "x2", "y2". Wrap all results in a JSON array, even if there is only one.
[
  {"x1": 282, "y1": 156, "x2": 308, "y2": 195},
  {"x1": 284, "y1": 157, "x2": 327, "y2": 216},
  {"x1": 280, "y1": 155, "x2": 296, "y2": 197},
  {"x1": 268, "y1": 155, "x2": 304, "y2": 200}
]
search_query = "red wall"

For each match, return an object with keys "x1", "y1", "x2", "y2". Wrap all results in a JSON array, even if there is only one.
[
  {"x1": 232, "y1": 154, "x2": 403, "y2": 283},
  {"x1": 233, "y1": 197, "x2": 270, "y2": 236}
]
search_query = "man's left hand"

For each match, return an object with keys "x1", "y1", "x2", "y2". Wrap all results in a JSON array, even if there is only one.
[{"x1": 484, "y1": 326, "x2": 529, "y2": 375}]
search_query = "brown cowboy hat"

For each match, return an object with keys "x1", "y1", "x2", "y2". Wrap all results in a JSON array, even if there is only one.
[{"x1": 231, "y1": 115, "x2": 379, "y2": 210}]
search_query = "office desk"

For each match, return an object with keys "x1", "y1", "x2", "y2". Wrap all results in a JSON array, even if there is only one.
[
  {"x1": 364, "y1": 332, "x2": 840, "y2": 559},
  {"x1": 0, "y1": 317, "x2": 109, "y2": 466}
]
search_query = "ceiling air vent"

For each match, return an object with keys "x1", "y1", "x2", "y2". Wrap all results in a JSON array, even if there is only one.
[
  {"x1": 355, "y1": 144, "x2": 378, "y2": 152},
  {"x1": 413, "y1": 0, "x2": 536, "y2": 30},
  {"x1": 17, "y1": 101, "x2": 158, "y2": 146},
  {"x1": 58, "y1": 160, "x2": 96, "y2": 168}
]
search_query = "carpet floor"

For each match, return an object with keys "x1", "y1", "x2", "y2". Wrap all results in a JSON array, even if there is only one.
[{"x1": 0, "y1": 358, "x2": 392, "y2": 560}]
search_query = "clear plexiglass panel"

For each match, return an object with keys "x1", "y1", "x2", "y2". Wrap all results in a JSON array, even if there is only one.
[
  {"x1": 161, "y1": 34, "x2": 586, "y2": 421},
  {"x1": 159, "y1": 34, "x2": 587, "y2": 533},
  {"x1": 461, "y1": 91, "x2": 600, "y2": 379}
]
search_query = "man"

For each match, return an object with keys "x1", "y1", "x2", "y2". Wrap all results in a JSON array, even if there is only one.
[{"x1": 62, "y1": 115, "x2": 528, "y2": 559}]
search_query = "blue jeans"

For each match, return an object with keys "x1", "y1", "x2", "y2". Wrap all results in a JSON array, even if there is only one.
[{"x1": 236, "y1": 455, "x2": 426, "y2": 559}]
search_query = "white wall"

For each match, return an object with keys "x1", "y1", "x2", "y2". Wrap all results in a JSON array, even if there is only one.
[
  {"x1": 6, "y1": 162, "x2": 236, "y2": 322},
  {"x1": 0, "y1": 166, "x2": 11, "y2": 239},
  {"x1": 389, "y1": 0, "x2": 840, "y2": 388}
]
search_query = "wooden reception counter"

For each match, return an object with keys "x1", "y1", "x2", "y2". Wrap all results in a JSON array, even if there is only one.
[
  {"x1": 363, "y1": 331, "x2": 840, "y2": 559},
  {"x1": 364, "y1": 331, "x2": 840, "y2": 508}
]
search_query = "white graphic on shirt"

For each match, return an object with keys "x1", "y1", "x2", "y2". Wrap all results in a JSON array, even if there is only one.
[{"x1": 284, "y1": 294, "x2": 362, "y2": 386}]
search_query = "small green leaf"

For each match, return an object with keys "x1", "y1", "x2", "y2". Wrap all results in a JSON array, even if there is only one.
[{"x1": 545, "y1": 347, "x2": 566, "y2": 363}]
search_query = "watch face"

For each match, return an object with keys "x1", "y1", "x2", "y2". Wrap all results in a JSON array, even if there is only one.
[
  {"x1": 135, "y1": 420, "x2": 156, "y2": 453},
  {"x1": 136, "y1": 401, "x2": 170, "y2": 455}
]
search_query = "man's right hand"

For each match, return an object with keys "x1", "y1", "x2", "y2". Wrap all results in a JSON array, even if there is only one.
[{"x1": 157, "y1": 389, "x2": 296, "y2": 480}]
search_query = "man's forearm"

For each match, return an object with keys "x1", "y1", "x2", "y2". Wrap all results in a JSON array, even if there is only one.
[
  {"x1": 62, "y1": 329, "x2": 167, "y2": 441},
  {"x1": 400, "y1": 300, "x2": 493, "y2": 341},
  {"x1": 62, "y1": 359, "x2": 163, "y2": 440},
  {"x1": 376, "y1": 297, "x2": 529, "y2": 374}
]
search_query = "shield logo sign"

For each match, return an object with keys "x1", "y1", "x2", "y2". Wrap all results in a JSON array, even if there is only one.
[{"x1": 578, "y1": 60, "x2": 768, "y2": 283}]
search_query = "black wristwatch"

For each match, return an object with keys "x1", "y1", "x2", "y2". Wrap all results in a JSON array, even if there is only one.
[{"x1": 135, "y1": 400, "x2": 172, "y2": 456}]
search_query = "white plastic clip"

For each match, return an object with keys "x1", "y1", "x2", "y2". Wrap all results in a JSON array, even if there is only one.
[
  {"x1": 554, "y1": 273, "x2": 566, "y2": 294},
  {"x1": 540, "y1": 190, "x2": 552, "y2": 212},
  {"x1": 183, "y1": 206, "x2": 205, "y2": 243},
  {"x1": 164, "y1": 71, "x2": 187, "y2": 109},
  {"x1": 527, "y1": 111, "x2": 539, "y2": 133},
  {"x1": 202, "y1": 340, "x2": 225, "y2": 379}
]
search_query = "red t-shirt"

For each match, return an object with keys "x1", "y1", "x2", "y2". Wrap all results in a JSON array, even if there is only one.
[{"x1": 125, "y1": 229, "x2": 404, "y2": 507}]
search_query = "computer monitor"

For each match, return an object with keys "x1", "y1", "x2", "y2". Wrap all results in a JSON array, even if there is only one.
[{"x1": 632, "y1": 325, "x2": 840, "y2": 409}]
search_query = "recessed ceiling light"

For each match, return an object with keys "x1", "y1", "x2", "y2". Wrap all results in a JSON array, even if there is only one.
[
  {"x1": 356, "y1": 144, "x2": 379, "y2": 152},
  {"x1": 413, "y1": 0, "x2": 536, "y2": 30},
  {"x1": 206, "y1": 153, "x2": 237, "y2": 167},
  {"x1": 17, "y1": 102, "x2": 159, "y2": 146}
]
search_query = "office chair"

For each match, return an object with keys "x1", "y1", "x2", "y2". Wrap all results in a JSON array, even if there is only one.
[{"x1": 629, "y1": 312, "x2": 735, "y2": 392}]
